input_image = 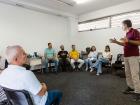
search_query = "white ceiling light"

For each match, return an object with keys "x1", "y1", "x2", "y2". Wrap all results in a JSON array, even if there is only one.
[{"x1": 73, "y1": 0, "x2": 92, "y2": 4}]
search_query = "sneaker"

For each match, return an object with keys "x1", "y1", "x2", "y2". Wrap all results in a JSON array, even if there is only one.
[
  {"x1": 90, "y1": 68, "x2": 94, "y2": 72},
  {"x1": 96, "y1": 73, "x2": 100, "y2": 76},
  {"x1": 132, "y1": 93, "x2": 140, "y2": 101},
  {"x1": 85, "y1": 68, "x2": 88, "y2": 71},
  {"x1": 123, "y1": 87, "x2": 134, "y2": 94}
]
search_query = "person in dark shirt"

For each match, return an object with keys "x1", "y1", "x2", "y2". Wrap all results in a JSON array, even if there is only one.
[
  {"x1": 58, "y1": 45, "x2": 71, "y2": 72},
  {"x1": 110, "y1": 19, "x2": 140, "y2": 101},
  {"x1": 58, "y1": 45, "x2": 68, "y2": 59}
]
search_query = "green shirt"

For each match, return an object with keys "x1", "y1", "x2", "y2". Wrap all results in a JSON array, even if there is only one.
[{"x1": 44, "y1": 48, "x2": 56, "y2": 59}]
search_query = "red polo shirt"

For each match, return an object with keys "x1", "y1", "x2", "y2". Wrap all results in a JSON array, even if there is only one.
[{"x1": 124, "y1": 28, "x2": 140, "y2": 57}]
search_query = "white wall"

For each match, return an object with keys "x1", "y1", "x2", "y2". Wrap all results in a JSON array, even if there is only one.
[
  {"x1": 79, "y1": 0, "x2": 140, "y2": 22},
  {"x1": 76, "y1": 26, "x2": 140, "y2": 62},
  {"x1": 1, "y1": 0, "x2": 140, "y2": 62},
  {"x1": 72, "y1": 27, "x2": 124, "y2": 62},
  {"x1": 0, "y1": 3, "x2": 70, "y2": 56}
]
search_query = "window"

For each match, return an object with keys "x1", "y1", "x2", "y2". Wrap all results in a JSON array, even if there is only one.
[
  {"x1": 111, "y1": 11, "x2": 140, "y2": 27},
  {"x1": 78, "y1": 11, "x2": 140, "y2": 31},
  {"x1": 78, "y1": 18, "x2": 110, "y2": 32}
]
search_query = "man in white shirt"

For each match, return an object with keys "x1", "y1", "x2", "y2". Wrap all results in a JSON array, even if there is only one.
[{"x1": 0, "y1": 45, "x2": 62, "y2": 105}]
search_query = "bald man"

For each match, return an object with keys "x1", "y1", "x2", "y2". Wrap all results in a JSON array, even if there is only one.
[
  {"x1": 58, "y1": 45, "x2": 71, "y2": 71},
  {"x1": 0, "y1": 45, "x2": 62, "y2": 105}
]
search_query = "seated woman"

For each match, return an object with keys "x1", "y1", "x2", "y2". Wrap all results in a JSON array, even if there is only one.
[
  {"x1": 90, "y1": 45, "x2": 112, "y2": 76},
  {"x1": 85, "y1": 46, "x2": 98, "y2": 71}
]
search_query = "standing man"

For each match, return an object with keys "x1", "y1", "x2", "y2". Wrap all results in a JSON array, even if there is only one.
[
  {"x1": 44, "y1": 43, "x2": 58, "y2": 73},
  {"x1": 110, "y1": 19, "x2": 140, "y2": 101},
  {"x1": 69, "y1": 45, "x2": 84, "y2": 71}
]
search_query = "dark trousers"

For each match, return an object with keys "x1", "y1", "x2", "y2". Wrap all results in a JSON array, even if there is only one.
[{"x1": 58, "y1": 58, "x2": 71, "y2": 72}]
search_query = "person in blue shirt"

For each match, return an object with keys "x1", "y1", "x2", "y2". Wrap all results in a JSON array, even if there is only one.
[{"x1": 44, "y1": 43, "x2": 58, "y2": 73}]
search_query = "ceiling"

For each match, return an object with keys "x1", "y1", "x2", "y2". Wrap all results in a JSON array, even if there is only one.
[{"x1": 1, "y1": 0, "x2": 133, "y2": 15}]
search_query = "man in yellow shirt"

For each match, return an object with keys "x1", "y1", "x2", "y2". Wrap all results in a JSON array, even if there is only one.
[{"x1": 69, "y1": 45, "x2": 84, "y2": 70}]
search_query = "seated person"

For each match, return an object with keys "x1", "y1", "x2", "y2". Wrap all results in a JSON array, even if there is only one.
[
  {"x1": 0, "y1": 45, "x2": 62, "y2": 105},
  {"x1": 85, "y1": 46, "x2": 98, "y2": 71},
  {"x1": 58, "y1": 45, "x2": 70, "y2": 71},
  {"x1": 44, "y1": 43, "x2": 58, "y2": 73},
  {"x1": 69, "y1": 45, "x2": 84, "y2": 71},
  {"x1": 90, "y1": 45, "x2": 112, "y2": 76}
]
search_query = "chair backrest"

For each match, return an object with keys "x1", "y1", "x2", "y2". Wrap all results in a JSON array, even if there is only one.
[
  {"x1": 86, "y1": 47, "x2": 91, "y2": 54},
  {"x1": 116, "y1": 54, "x2": 124, "y2": 62},
  {"x1": 109, "y1": 55, "x2": 113, "y2": 62},
  {"x1": 0, "y1": 86, "x2": 11, "y2": 105},
  {"x1": 5, "y1": 59, "x2": 8, "y2": 69},
  {"x1": 97, "y1": 52, "x2": 103, "y2": 59},
  {"x1": 1, "y1": 86, "x2": 34, "y2": 105}
]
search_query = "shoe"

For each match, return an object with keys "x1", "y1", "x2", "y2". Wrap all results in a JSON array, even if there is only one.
[
  {"x1": 77, "y1": 67, "x2": 81, "y2": 71},
  {"x1": 132, "y1": 93, "x2": 140, "y2": 101},
  {"x1": 96, "y1": 73, "x2": 100, "y2": 76},
  {"x1": 54, "y1": 70, "x2": 58, "y2": 74},
  {"x1": 123, "y1": 87, "x2": 134, "y2": 94},
  {"x1": 85, "y1": 68, "x2": 88, "y2": 71},
  {"x1": 90, "y1": 67, "x2": 94, "y2": 72}
]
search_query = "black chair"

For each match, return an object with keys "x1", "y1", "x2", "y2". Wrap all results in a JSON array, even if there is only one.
[
  {"x1": 58, "y1": 59, "x2": 72, "y2": 72},
  {"x1": 102, "y1": 55, "x2": 113, "y2": 73},
  {"x1": 74, "y1": 62, "x2": 80, "y2": 71},
  {"x1": 5, "y1": 60, "x2": 8, "y2": 69},
  {"x1": 0, "y1": 86, "x2": 34, "y2": 105},
  {"x1": 73, "y1": 61, "x2": 85, "y2": 71},
  {"x1": 0, "y1": 86, "x2": 11, "y2": 105},
  {"x1": 111, "y1": 54, "x2": 125, "y2": 77},
  {"x1": 80, "y1": 47, "x2": 90, "y2": 60},
  {"x1": 22, "y1": 64, "x2": 31, "y2": 70}
]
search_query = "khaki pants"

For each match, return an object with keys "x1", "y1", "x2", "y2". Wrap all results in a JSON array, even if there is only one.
[{"x1": 124, "y1": 56, "x2": 140, "y2": 93}]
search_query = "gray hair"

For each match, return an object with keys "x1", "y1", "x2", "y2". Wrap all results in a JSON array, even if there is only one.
[{"x1": 5, "y1": 45, "x2": 22, "y2": 63}]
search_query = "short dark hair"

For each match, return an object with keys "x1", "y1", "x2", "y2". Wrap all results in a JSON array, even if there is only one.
[
  {"x1": 48, "y1": 43, "x2": 51, "y2": 46},
  {"x1": 72, "y1": 45, "x2": 75, "y2": 47},
  {"x1": 105, "y1": 45, "x2": 110, "y2": 52},
  {"x1": 122, "y1": 19, "x2": 132, "y2": 27},
  {"x1": 91, "y1": 46, "x2": 96, "y2": 51}
]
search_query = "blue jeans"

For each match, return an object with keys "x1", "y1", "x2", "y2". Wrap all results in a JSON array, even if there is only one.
[
  {"x1": 85, "y1": 58, "x2": 96, "y2": 68},
  {"x1": 45, "y1": 90, "x2": 63, "y2": 105},
  {"x1": 45, "y1": 60, "x2": 58, "y2": 72},
  {"x1": 92, "y1": 58, "x2": 109, "y2": 74}
]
